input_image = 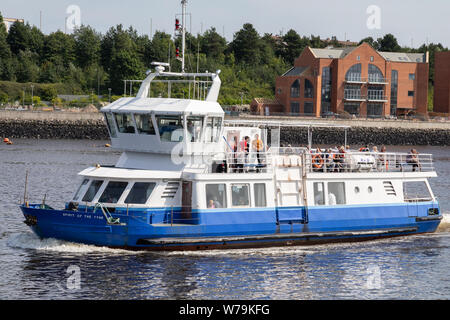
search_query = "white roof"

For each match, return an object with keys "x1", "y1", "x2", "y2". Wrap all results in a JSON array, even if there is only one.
[
  {"x1": 79, "y1": 166, "x2": 182, "y2": 180},
  {"x1": 101, "y1": 97, "x2": 224, "y2": 116}
]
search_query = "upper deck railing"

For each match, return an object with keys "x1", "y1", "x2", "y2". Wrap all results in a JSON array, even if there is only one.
[{"x1": 207, "y1": 148, "x2": 434, "y2": 175}]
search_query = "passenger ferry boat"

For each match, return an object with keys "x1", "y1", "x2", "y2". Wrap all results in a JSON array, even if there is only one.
[{"x1": 20, "y1": 2, "x2": 442, "y2": 251}]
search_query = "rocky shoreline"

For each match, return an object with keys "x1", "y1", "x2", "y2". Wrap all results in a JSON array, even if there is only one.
[{"x1": 1, "y1": 118, "x2": 450, "y2": 146}]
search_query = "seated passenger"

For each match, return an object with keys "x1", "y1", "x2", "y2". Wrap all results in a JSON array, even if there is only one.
[{"x1": 208, "y1": 199, "x2": 216, "y2": 209}]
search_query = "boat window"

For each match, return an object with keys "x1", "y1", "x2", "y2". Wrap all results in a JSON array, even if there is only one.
[
  {"x1": 134, "y1": 114, "x2": 155, "y2": 135},
  {"x1": 205, "y1": 184, "x2": 227, "y2": 208},
  {"x1": 403, "y1": 181, "x2": 432, "y2": 202},
  {"x1": 231, "y1": 184, "x2": 250, "y2": 207},
  {"x1": 73, "y1": 179, "x2": 89, "y2": 201},
  {"x1": 186, "y1": 116, "x2": 204, "y2": 142},
  {"x1": 314, "y1": 182, "x2": 325, "y2": 205},
  {"x1": 205, "y1": 117, "x2": 222, "y2": 143},
  {"x1": 114, "y1": 113, "x2": 136, "y2": 134},
  {"x1": 82, "y1": 180, "x2": 103, "y2": 202},
  {"x1": 156, "y1": 115, "x2": 184, "y2": 142},
  {"x1": 254, "y1": 183, "x2": 267, "y2": 207},
  {"x1": 104, "y1": 113, "x2": 117, "y2": 138},
  {"x1": 99, "y1": 181, "x2": 128, "y2": 203},
  {"x1": 125, "y1": 182, "x2": 156, "y2": 204},
  {"x1": 328, "y1": 182, "x2": 346, "y2": 205}
]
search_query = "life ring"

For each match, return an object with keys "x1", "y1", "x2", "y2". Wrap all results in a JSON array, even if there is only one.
[{"x1": 312, "y1": 154, "x2": 324, "y2": 169}]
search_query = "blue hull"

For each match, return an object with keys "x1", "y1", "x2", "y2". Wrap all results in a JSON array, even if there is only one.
[{"x1": 20, "y1": 202, "x2": 442, "y2": 251}]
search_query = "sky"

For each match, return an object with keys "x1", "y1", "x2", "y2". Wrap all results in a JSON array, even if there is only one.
[{"x1": 1, "y1": 0, "x2": 450, "y2": 48}]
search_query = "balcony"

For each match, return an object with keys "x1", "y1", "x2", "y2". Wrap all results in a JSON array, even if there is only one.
[
  {"x1": 367, "y1": 91, "x2": 388, "y2": 102},
  {"x1": 345, "y1": 74, "x2": 366, "y2": 84},
  {"x1": 344, "y1": 89, "x2": 366, "y2": 101},
  {"x1": 368, "y1": 75, "x2": 389, "y2": 85}
]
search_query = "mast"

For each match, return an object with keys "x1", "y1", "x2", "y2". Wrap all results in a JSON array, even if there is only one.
[{"x1": 181, "y1": 0, "x2": 187, "y2": 73}]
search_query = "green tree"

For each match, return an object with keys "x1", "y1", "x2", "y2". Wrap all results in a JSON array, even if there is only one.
[
  {"x1": 200, "y1": 27, "x2": 226, "y2": 58},
  {"x1": 73, "y1": 25, "x2": 101, "y2": 69},
  {"x1": 377, "y1": 34, "x2": 401, "y2": 52},
  {"x1": 0, "y1": 12, "x2": 13, "y2": 80},
  {"x1": 229, "y1": 23, "x2": 261, "y2": 65},
  {"x1": 359, "y1": 36, "x2": 379, "y2": 50},
  {"x1": 282, "y1": 29, "x2": 307, "y2": 64}
]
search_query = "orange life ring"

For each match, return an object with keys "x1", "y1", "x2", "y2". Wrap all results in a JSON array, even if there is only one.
[{"x1": 312, "y1": 154, "x2": 324, "y2": 169}]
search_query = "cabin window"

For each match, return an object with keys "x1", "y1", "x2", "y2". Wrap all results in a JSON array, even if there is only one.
[
  {"x1": 114, "y1": 113, "x2": 136, "y2": 134},
  {"x1": 125, "y1": 182, "x2": 156, "y2": 204},
  {"x1": 82, "y1": 180, "x2": 103, "y2": 202},
  {"x1": 156, "y1": 115, "x2": 184, "y2": 142},
  {"x1": 99, "y1": 181, "x2": 128, "y2": 204},
  {"x1": 186, "y1": 116, "x2": 204, "y2": 142},
  {"x1": 313, "y1": 182, "x2": 325, "y2": 205},
  {"x1": 205, "y1": 117, "x2": 222, "y2": 143},
  {"x1": 73, "y1": 179, "x2": 89, "y2": 201},
  {"x1": 254, "y1": 183, "x2": 267, "y2": 207},
  {"x1": 134, "y1": 114, "x2": 155, "y2": 135},
  {"x1": 104, "y1": 113, "x2": 117, "y2": 138},
  {"x1": 231, "y1": 184, "x2": 250, "y2": 207},
  {"x1": 205, "y1": 184, "x2": 227, "y2": 208},
  {"x1": 403, "y1": 181, "x2": 432, "y2": 202},
  {"x1": 328, "y1": 182, "x2": 346, "y2": 205}
]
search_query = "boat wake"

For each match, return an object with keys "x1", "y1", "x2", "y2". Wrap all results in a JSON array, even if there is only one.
[
  {"x1": 7, "y1": 232, "x2": 137, "y2": 254},
  {"x1": 437, "y1": 212, "x2": 450, "y2": 233}
]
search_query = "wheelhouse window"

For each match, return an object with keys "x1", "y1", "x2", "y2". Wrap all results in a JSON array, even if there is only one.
[
  {"x1": 314, "y1": 182, "x2": 325, "y2": 205},
  {"x1": 254, "y1": 183, "x2": 267, "y2": 207},
  {"x1": 114, "y1": 113, "x2": 136, "y2": 134},
  {"x1": 125, "y1": 182, "x2": 156, "y2": 204},
  {"x1": 73, "y1": 179, "x2": 89, "y2": 201},
  {"x1": 231, "y1": 184, "x2": 250, "y2": 207},
  {"x1": 328, "y1": 182, "x2": 346, "y2": 205},
  {"x1": 134, "y1": 114, "x2": 155, "y2": 135},
  {"x1": 82, "y1": 180, "x2": 103, "y2": 202},
  {"x1": 99, "y1": 181, "x2": 128, "y2": 204},
  {"x1": 205, "y1": 184, "x2": 227, "y2": 208},
  {"x1": 186, "y1": 116, "x2": 204, "y2": 142},
  {"x1": 205, "y1": 117, "x2": 222, "y2": 143},
  {"x1": 104, "y1": 113, "x2": 117, "y2": 138},
  {"x1": 156, "y1": 115, "x2": 184, "y2": 142}
]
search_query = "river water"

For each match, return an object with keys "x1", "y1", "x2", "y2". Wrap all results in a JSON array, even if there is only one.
[{"x1": 0, "y1": 139, "x2": 449, "y2": 300}]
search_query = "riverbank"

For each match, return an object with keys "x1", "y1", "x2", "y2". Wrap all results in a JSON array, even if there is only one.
[{"x1": 1, "y1": 111, "x2": 450, "y2": 145}]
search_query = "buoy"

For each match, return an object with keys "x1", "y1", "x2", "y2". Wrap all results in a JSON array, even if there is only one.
[
  {"x1": 3, "y1": 138, "x2": 10, "y2": 143},
  {"x1": 105, "y1": 144, "x2": 111, "y2": 148}
]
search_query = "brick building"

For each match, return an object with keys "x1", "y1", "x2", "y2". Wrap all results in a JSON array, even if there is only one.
[
  {"x1": 433, "y1": 51, "x2": 450, "y2": 114},
  {"x1": 275, "y1": 43, "x2": 429, "y2": 117}
]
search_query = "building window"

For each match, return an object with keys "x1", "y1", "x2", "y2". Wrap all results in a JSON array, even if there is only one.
[
  {"x1": 290, "y1": 102, "x2": 300, "y2": 114},
  {"x1": 345, "y1": 64, "x2": 362, "y2": 82},
  {"x1": 290, "y1": 79, "x2": 300, "y2": 98},
  {"x1": 277, "y1": 88, "x2": 282, "y2": 94},
  {"x1": 206, "y1": 184, "x2": 227, "y2": 208},
  {"x1": 304, "y1": 102, "x2": 314, "y2": 115},
  {"x1": 344, "y1": 103, "x2": 360, "y2": 115},
  {"x1": 321, "y1": 67, "x2": 332, "y2": 115},
  {"x1": 408, "y1": 91, "x2": 415, "y2": 97},
  {"x1": 304, "y1": 79, "x2": 314, "y2": 98},
  {"x1": 254, "y1": 183, "x2": 267, "y2": 207},
  {"x1": 368, "y1": 64, "x2": 384, "y2": 83},
  {"x1": 409, "y1": 73, "x2": 415, "y2": 80},
  {"x1": 345, "y1": 85, "x2": 362, "y2": 100},
  {"x1": 390, "y1": 70, "x2": 398, "y2": 116},
  {"x1": 357, "y1": 56, "x2": 360, "y2": 61},
  {"x1": 231, "y1": 184, "x2": 250, "y2": 207},
  {"x1": 370, "y1": 56, "x2": 374, "y2": 62},
  {"x1": 367, "y1": 103, "x2": 383, "y2": 118},
  {"x1": 368, "y1": 85, "x2": 385, "y2": 101}
]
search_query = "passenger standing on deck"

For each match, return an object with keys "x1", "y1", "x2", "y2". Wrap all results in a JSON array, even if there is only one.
[
  {"x1": 252, "y1": 134, "x2": 264, "y2": 164},
  {"x1": 407, "y1": 149, "x2": 421, "y2": 172}
]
